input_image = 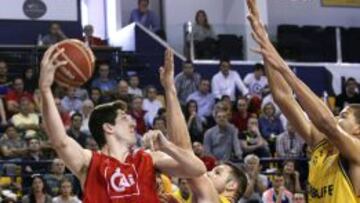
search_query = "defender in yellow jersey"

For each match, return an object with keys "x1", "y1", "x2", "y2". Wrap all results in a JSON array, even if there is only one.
[{"x1": 247, "y1": 0, "x2": 360, "y2": 202}]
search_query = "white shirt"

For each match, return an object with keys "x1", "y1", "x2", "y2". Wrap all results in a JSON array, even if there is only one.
[
  {"x1": 128, "y1": 87, "x2": 143, "y2": 97},
  {"x1": 52, "y1": 196, "x2": 82, "y2": 203},
  {"x1": 244, "y1": 73, "x2": 268, "y2": 98},
  {"x1": 211, "y1": 70, "x2": 249, "y2": 101},
  {"x1": 142, "y1": 98, "x2": 163, "y2": 127}
]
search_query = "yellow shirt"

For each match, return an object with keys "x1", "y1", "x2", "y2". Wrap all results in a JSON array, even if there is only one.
[
  {"x1": 308, "y1": 140, "x2": 360, "y2": 203},
  {"x1": 219, "y1": 195, "x2": 230, "y2": 203},
  {"x1": 173, "y1": 189, "x2": 192, "y2": 203}
]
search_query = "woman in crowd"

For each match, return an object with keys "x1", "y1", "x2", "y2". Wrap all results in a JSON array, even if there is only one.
[
  {"x1": 193, "y1": 10, "x2": 217, "y2": 58},
  {"x1": 184, "y1": 100, "x2": 204, "y2": 142},
  {"x1": 52, "y1": 178, "x2": 81, "y2": 203},
  {"x1": 22, "y1": 174, "x2": 52, "y2": 203}
]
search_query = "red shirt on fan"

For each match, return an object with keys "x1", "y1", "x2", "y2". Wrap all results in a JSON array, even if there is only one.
[{"x1": 83, "y1": 149, "x2": 160, "y2": 203}]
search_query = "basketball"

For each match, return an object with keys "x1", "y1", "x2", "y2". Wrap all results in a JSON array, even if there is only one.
[{"x1": 53, "y1": 39, "x2": 95, "y2": 87}]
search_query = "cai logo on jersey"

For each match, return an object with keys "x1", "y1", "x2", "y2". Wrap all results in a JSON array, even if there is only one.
[{"x1": 105, "y1": 166, "x2": 140, "y2": 199}]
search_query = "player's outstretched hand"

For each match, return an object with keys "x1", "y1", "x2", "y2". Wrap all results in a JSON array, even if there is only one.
[
  {"x1": 39, "y1": 45, "x2": 68, "y2": 91},
  {"x1": 159, "y1": 48, "x2": 175, "y2": 89}
]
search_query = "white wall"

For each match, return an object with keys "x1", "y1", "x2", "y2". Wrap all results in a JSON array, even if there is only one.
[
  {"x1": 81, "y1": 0, "x2": 106, "y2": 38},
  {"x1": 268, "y1": 0, "x2": 360, "y2": 36}
]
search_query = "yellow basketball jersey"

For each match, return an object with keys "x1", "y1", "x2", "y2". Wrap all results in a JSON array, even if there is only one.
[
  {"x1": 219, "y1": 195, "x2": 230, "y2": 203},
  {"x1": 308, "y1": 139, "x2": 360, "y2": 203}
]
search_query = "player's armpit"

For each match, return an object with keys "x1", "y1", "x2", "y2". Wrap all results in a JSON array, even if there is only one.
[{"x1": 187, "y1": 174, "x2": 220, "y2": 203}]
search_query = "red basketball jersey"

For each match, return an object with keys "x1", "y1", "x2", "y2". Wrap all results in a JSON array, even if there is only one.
[{"x1": 83, "y1": 149, "x2": 160, "y2": 203}]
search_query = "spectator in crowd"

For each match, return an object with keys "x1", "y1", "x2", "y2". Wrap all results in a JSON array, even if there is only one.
[
  {"x1": 282, "y1": 160, "x2": 302, "y2": 194},
  {"x1": 91, "y1": 63, "x2": 117, "y2": 100},
  {"x1": 212, "y1": 59, "x2": 249, "y2": 101},
  {"x1": 220, "y1": 95, "x2": 233, "y2": 114},
  {"x1": 11, "y1": 97, "x2": 40, "y2": 136},
  {"x1": 244, "y1": 63, "x2": 269, "y2": 99},
  {"x1": 79, "y1": 99, "x2": 94, "y2": 136},
  {"x1": 261, "y1": 93, "x2": 281, "y2": 116},
  {"x1": 155, "y1": 173, "x2": 179, "y2": 203},
  {"x1": 231, "y1": 97, "x2": 252, "y2": 134},
  {"x1": 259, "y1": 102, "x2": 284, "y2": 153},
  {"x1": 240, "y1": 154, "x2": 268, "y2": 203},
  {"x1": 172, "y1": 178, "x2": 192, "y2": 203},
  {"x1": 114, "y1": 80, "x2": 132, "y2": 104},
  {"x1": 23, "y1": 138, "x2": 45, "y2": 174},
  {"x1": 143, "y1": 85, "x2": 163, "y2": 127},
  {"x1": 174, "y1": 61, "x2": 201, "y2": 106},
  {"x1": 82, "y1": 24, "x2": 104, "y2": 46},
  {"x1": 5, "y1": 78, "x2": 33, "y2": 114},
  {"x1": 22, "y1": 68, "x2": 38, "y2": 94},
  {"x1": 276, "y1": 123, "x2": 305, "y2": 158},
  {"x1": 54, "y1": 98, "x2": 71, "y2": 129},
  {"x1": 66, "y1": 113, "x2": 88, "y2": 147},
  {"x1": 42, "y1": 23, "x2": 67, "y2": 46},
  {"x1": 61, "y1": 87, "x2": 82, "y2": 113},
  {"x1": 335, "y1": 77, "x2": 360, "y2": 111},
  {"x1": 84, "y1": 137, "x2": 99, "y2": 151},
  {"x1": 52, "y1": 178, "x2": 81, "y2": 203},
  {"x1": 152, "y1": 116, "x2": 167, "y2": 136},
  {"x1": 89, "y1": 87, "x2": 105, "y2": 106},
  {"x1": 192, "y1": 141, "x2": 217, "y2": 171},
  {"x1": 74, "y1": 87, "x2": 89, "y2": 101},
  {"x1": 203, "y1": 109, "x2": 243, "y2": 161},
  {"x1": 187, "y1": 78, "x2": 215, "y2": 123},
  {"x1": 44, "y1": 159, "x2": 74, "y2": 196},
  {"x1": 240, "y1": 117, "x2": 271, "y2": 158},
  {"x1": 184, "y1": 100, "x2": 203, "y2": 142},
  {"x1": 0, "y1": 125, "x2": 27, "y2": 159},
  {"x1": 21, "y1": 174, "x2": 52, "y2": 203},
  {"x1": 262, "y1": 173, "x2": 293, "y2": 203},
  {"x1": 0, "y1": 60, "x2": 11, "y2": 92},
  {"x1": 193, "y1": 10, "x2": 217, "y2": 59},
  {"x1": 129, "y1": 0, "x2": 160, "y2": 32},
  {"x1": 293, "y1": 192, "x2": 306, "y2": 203},
  {"x1": 130, "y1": 96, "x2": 147, "y2": 135},
  {"x1": 128, "y1": 74, "x2": 143, "y2": 97}
]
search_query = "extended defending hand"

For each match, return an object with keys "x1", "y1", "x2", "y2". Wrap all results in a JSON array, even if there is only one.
[{"x1": 159, "y1": 48, "x2": 175, "y2": 89}]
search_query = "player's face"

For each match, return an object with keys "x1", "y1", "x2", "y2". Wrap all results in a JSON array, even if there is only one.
[
  {"x1": 207, "y1": 164, "x2": 232, "y2": 193},
  {"x1": 338, "y1": 107, "x2": 360, "y2": 136},
  {"x1": 113, "y1": 110, "x2": 136, "y2": 145}
]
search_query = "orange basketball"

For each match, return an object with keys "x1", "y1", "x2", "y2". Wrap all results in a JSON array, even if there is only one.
[{"x1": 53, "y1": 39, "x2": 95, "y2": 87}]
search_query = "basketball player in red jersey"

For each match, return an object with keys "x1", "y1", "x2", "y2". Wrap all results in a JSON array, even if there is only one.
[
  {"x1": 39, "y1": 46, "x2": 207, "y2": 202},
  {"x1": 158, "y1": 49, "x2": 247, "y2": 203}
]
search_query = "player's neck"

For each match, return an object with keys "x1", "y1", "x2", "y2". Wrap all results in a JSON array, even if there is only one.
[{"x1": 102, "y1": 141, "x2": 130, "y2": 162}]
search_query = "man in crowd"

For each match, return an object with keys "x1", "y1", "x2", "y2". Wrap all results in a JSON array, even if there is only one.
[
  {"x1": 42, "y1": 23, "x2": 67, "y2": 45},
  {"x1": 5, "y1": 78, "x2": 33, "y2": 114},
  {"x1": 66, "y1": 113, "x2": 88, "y2": 147},
  {"x1": 175, "y1": 61, "x2": 201, "y2": 106},
  {"x1": 129, "y1": 0, "x2": 160, "y2": 32},
  {"x1": 244, "y1": 63, "x2": 269, "y2": 99},
  {"x1": 82, "y1": 24, "x2": 104, "y2": 46},
  {"x1": 192, "y1": 141, "x2": 217, "y2": 171},
  {"x1": 91, "y1": 63, "x2": 117, "y2": 100},
  {"x1": 262, "y1": 173, "x2": 293, "y2": 203},
  {"x1": 276, "y1": 123, "x2": 305, "y2": 158},
  {"x1": 335, "y1": 77, "x2": 360, "y2": 112}
]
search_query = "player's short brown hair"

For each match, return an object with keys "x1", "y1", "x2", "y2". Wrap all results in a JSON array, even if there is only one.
[
  {"x1": 349, "y1": 104, "x2": 360, "y2": 125},
  {"x1": 224, "y1": 162, "x2": 248, "y2": 200},
  {"x1": 89, "y1": 100, "x2": 128, "y2": 148}
]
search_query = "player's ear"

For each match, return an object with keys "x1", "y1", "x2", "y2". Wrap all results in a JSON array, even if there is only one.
[
  {"x1": 103, "y1": 123, "x2": 114, "y2": 135},
  {"x1": 225, "y1": 180, "x2": 238, "y2": 191}
]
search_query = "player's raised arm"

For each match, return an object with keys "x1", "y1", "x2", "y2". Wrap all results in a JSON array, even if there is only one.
[
  {"x1": 39, "y1": 46, "x2": 92, "y2": 182},
  {"x1": 246, "y1": 0, "x2": 325, "y2": 148}
]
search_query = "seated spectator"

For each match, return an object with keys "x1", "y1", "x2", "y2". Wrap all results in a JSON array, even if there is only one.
[
  {"x1": 79, "y1": 99, "x2": 94, "y2": 136},
  {"x1": 11, "y1": 97, "x2": 39, "y2": 136},
  {"x1": 240, "y1": 154, "x2": 268, "y2": 203},
  {"x1": 193, "y1": 10, "x2": 217, "y2": 59},
  {"x1": 21, "y1": 174, "x2": 52, "y2": 203},
  {"x1": 54, "y1": 98, "x2": 71, "y2": 129},
  {"x1": 192, "y1": 141, "x2": 217, "y2": 171},
  {"x1": 84, "y1": 137, "x2": 99, "y2": 151},
  {"x1": 184, "y1": 100, "x2": 203, "y2": 142},
  {"x1": 276, "y1": 123, "x2": 305, "y2": 158},
  {"x1": 152, "y1": 116, "x2": 167, "y2": 136},
  {"x1": 143, "y1": 86, "x2": 163, "y2": 127},
  {"x1": 129, "y1": 0, "x2": 160, "y2": 32},
  {"x1": 212, "y1": 59, "x2": 249, "y2": 101},
  {"x1": 231, "y1": 97, "x2": 252, "y2": 133},
  {"x1": 82, "y1": 24, "x2": 104, "y2": 46},
  {"x1": 172, "y1": 178, "x2": 192, "y2": 203},
  {"x1": 293, "y1": 192, "x2": 306, "y2": 203},
  {"x1": 282, "y1": 160, "x2": 302, "y2": 194},
  {"x1": 66, "y1": 113, "x2": 88, "y2": 147},
  {"x1": 0, "y1": 125, "x2": 27, "y2": 159},
  {"x1": 335, "y1": 77, "x2": 360, "y2": 112},
  {"x1": 130, "y1": 96, "x2": 147, "y2": 135},
  {"x1": 22, "y1": 68, "x2": 38, "y2": 94},
  {"x1": 203, "y1": 109, "x2": 242, "y2": 161},
  {"x1": 74, "y1": 87, "x2": 89, "y2": 101},
  {"x1": 261, "y1": 93, "x2": 281, "y2": 116},
  {"x1": 113, "y1": 80, "x2": 132, "y2": 104},
  {"x1": 240, "y1": 117, "x2": 271, "y2": 158},
  {"x1": 42, "y1": 23, "x2": 67, "y2": 46},
  {"x1": 23, "y1": 138, "x2": 46, "y2": 174},
  {"x1": 244, "y1": 63, "x2": 269, "y2": 99},
  {"x1": 5, "y1": 78, "x2": 33, "y2": 114},
  {"x1": 91, "y1": 63, "x2": 117, "y2": 100},
  {"x1": 259, "y1": 102, "x2": 284, "y2": 153},
  {"x1": 61, "y1": 87, "x2": 82, "y2": 113},
  {"x1": 262, "y1": 173, "x2": 293, "y2": 203},
  {"x1": 44, "y1": 159, "x2": 75, "y2": 196},
  {"x1": 52, "y1": 178, "x2": 81, "y2": 203},
  {"x1": 128, "y1": 74, "x2": 143, "y2": 97},
  {"x1": 174, "y1": 61, "x2": 201, "y2": 106},
  {"x1": 89, "y1": 87, "x2": 105, "y2": 106},
  {"x1": 0, "y1": 60, "x2": 11, "y2": 96}
]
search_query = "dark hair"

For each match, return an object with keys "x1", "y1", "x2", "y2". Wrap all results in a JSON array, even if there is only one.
[
  {"x1": 348, "y1": 104, "x2": 360, "y2": 125},
  {"x1": 184, "y1": 100, "x2": 198, "y2": 120},
  {"x1": 29, "y1": 174, "x2": 48, "y2": 202},
  {"x1": 254, "y1": 63, "x2": 264, "y2": 71},
  {"x1": 224, "y1": 162, "x2": 248, "y2": 200},
  {"x1": 195, "y1": 10, "x2": 211, "y2": 30},
  {"x1": 219, "y1": 58, "x2": 230, "y2": 66},
  {"x1": 138, "y1": 0, "x2": 149, "y2": 5},
  {"x1": 157, "y1": 108, "x2": 166, "y2": 117},
  {"x1": 71, "y1": 112, "x2": 83, "y2": 121},
  {"x1": 88, "y1": 101, "x2": 128, "y2": 148},
  {"x1": 346, "y1": 77, "x2": 357, "y2": 86},
  {"x1": 58, "y1": 178, "x2": 73, "y2": 196},
  {"x1": 153, "y1": 116, "x2": 165, "y2": 127}
]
